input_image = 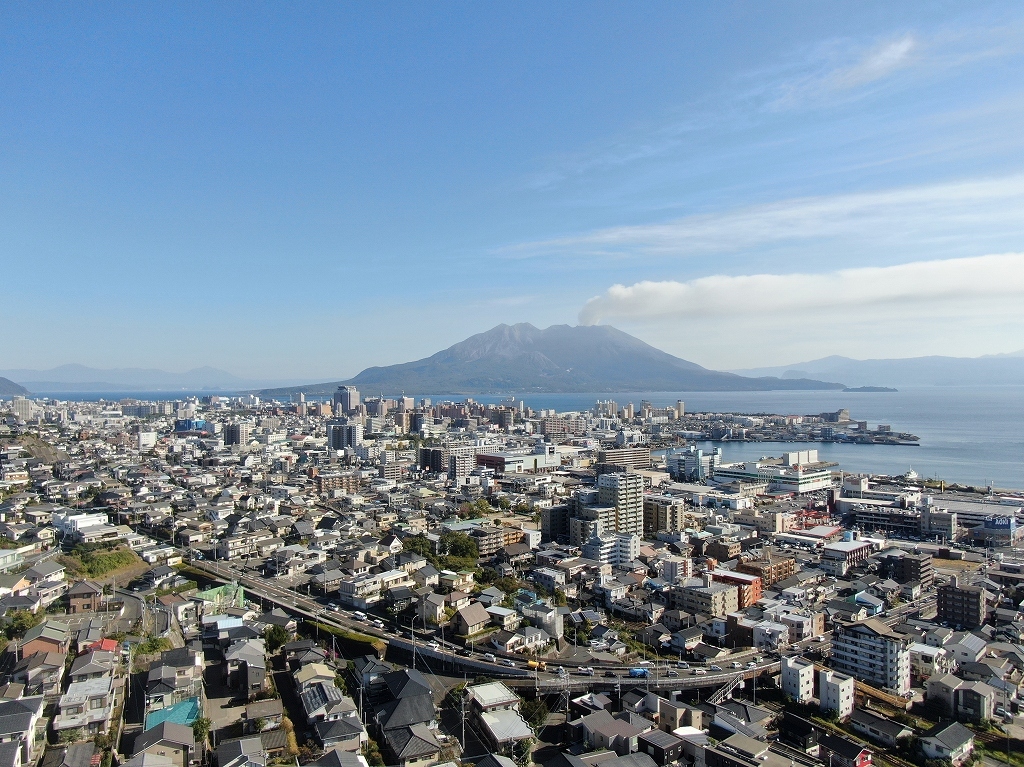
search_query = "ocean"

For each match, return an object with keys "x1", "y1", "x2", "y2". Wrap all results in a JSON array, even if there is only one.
[
  {"x1": 434, "y1": 386, "x2": 1024, "y2": 491},
  {"x1": 35, "y1": 385, "x2": 1024, "y2": 491}
]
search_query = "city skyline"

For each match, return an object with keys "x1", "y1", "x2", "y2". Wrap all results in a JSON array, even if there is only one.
[{"x1": 3, "y1": 4, "x2": 1024, "y2": 377}]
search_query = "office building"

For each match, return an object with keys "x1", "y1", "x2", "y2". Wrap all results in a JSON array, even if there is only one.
[
  {"x1": 333, "y1": 386, "x2": 360, "y2": 414},
  {"x1": 830, "y1": 619, "x2": 911, "y2": 694}
]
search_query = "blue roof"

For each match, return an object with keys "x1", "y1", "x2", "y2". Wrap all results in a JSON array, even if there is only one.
[{"x1": 145, "y1": 697, "x2": 201, "y2": 730}]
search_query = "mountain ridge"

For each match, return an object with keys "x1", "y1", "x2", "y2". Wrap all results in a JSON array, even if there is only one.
[
  {"x1": 733, "y1": 352, "x2": 1024, "y2": 387},
  {"x1": 0, "y1": 377, "x2": 29, "y2": 397},
  {"x1": 0, "y1": 364, "x2": 317, "y2": 392},
  {"x1": 258, "y1": 323, "x2": 844, "y2": 397}
]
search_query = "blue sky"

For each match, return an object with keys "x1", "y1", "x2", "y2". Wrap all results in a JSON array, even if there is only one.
[{"x1": 3, "y1": 2, "x2": 1024, "y2": 379}]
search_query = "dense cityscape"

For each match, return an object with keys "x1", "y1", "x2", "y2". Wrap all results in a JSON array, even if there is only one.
[{"x1": 0, "y1": 387, "x2": 1020, "y2": 767}]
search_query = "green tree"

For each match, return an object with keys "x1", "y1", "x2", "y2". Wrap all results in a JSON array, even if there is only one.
[
  {"x1": 553, "y1": 589, "x2": 567, "y2": 607},
  {"x1": 401, "y1": 535, "x2": 435, "y2": 561},
  {"x1": 60, "y1": 728, "x2": 84, "y2": 744},
  {"x1": 192, "y1": 718, "x2": 212, "y2": 743},
  {"x1": 4, "y1": 609, "x2": 43, "y2": 639},
  {"x1": 439, "y1": 531, "x2": 478, "y2": 559},
  {"x1": 265, "y1": 624, "x2": 291, "y2": 653},
  {"x1": 363, "y1": 739, "x2": 385, "y2": 767},
  {"x1": 520, "y1": 699, "x2": 549, "y2": 729},
  {"x1": 497, "y1": 497, "x2": 511, "y2": 510}
]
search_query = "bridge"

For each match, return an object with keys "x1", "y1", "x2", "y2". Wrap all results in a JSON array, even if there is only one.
[{"x1": 189, "y1": 559, "x2": 783, "y2": 689}]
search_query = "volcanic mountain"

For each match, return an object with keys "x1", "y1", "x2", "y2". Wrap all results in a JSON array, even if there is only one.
[{"x1": 259, "y1": 323, "x2": 843, "y2": 396}]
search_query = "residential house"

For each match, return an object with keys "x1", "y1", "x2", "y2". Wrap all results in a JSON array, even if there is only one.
[
  {"x1": 53, "y1": 677, "x2": 115, "y2": 735},
  {"x1": 920, "y1": 723, "x2": 974, "y2": 766},
  {"x1": 455, "y1": 603, "x2": 490, "y2": 636},
  {"x1": 9, "y1": 651, "x2": 66, "y2": 697},
  {"x1": 464, "y1": 682, "x2": 533, "y2": 755},
  {"x1": 66, "y1": 581, "x2": 103, "y2": 614},
  {"x1": 19, "y1": 621, "x2": 70, "y2": 657},
  {"x1": 224, "y1": 639, "x2": 266, "y2": 697},
  {"x1": 0, "y1": 696, "x2": 44, "y2": 764},
  {"x1": 133, "y1": 722, "x2": 200, "y2": 767},
  {"x1": 848, "y1": 709, "x2": 914, "y2": 748},
  {"x1": 216, "y1": 737, "x2": 265, "y2": 767}
]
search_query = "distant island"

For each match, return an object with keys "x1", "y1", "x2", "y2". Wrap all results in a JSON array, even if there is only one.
[
  {"x1": 259, "y1": 323, "x2": 846, "y2": 397},
  {"x1": 843, "y1": 386, "x2": 898, "y2": 393}
]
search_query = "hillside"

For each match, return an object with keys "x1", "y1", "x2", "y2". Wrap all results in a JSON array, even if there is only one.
[
  {"x1": 259, "y1": 323, "x2": 844, "y2": 396},
  {"x1": 0, "y1": 377, "x2": 29, "y2": 396}
]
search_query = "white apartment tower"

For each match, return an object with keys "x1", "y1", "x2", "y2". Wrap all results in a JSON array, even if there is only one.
[{"x1": 830, "y1": 619, "x2": 911, "y2": 694}]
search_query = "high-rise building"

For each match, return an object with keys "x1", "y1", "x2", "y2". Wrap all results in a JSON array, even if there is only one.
[
  {"x1": 830, "y1": 619, "x2": 911, "y2": 694},
  {"x1": 597, "y1": 471, "x2": 644, "y2": 537},
  {"x1": 326, "y1": 420, "x2": 364, "y2": 449},
  {"x1": 333, "y1": 385, "x2": 360, "y2": 414},
  {"x1": 223, "y1": 422, "x2": 253, "y2": 446},
  {"x1": 11, "y1": 397, "x2": 33, "y2": 422}
]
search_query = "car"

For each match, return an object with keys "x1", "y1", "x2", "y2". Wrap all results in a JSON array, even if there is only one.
[
  {"x1": 814, "y1": 635, "x2": 825, "y2": 642},
  {"x1": 326, "y1": 603, "x2": 340, "y2": 612},
  {"x1": 502, "y1": 659, "x2": 517, "y2": 667},
  {"x1": 577, "y1": 667, "x2": 594, "y2": 676},
  {"x1": 352, "y1": 611, "x2": 367, "y2": 621},
  {"x1": 457, "y1": 648, "x2": 472, "y2": 657},
  {"x1": 730, "y1": 662, "x2": 742, "y2": 669},
  {"x1": 694, "y1": 669, "x2": 708, "y2": 675},
  {"x1": 428, "y1": 642, "x2": 441, "y2": 651},
  {"x1": 638, "y1": 660, "x2": 652, "y2": 665},
  {"x1": 557, "y1": 666, "x2": 566, "y2": 676},
  {"x1": 667, "y1": 669, "x2": 679, "y2": 677},
  {"x1": 747, "y1": 662, "x2": 757, "y2": 668},
  {"x1": 371, "y1": 619, "x2": 384, "y2": 629},
  {"x1": 709, "y1": 665, "x2": 722, "y2": 671},
  {"x1": 484, "y1": 653, "x2": 497, "y2": 662},
  {"x1": 604, "y1": 670, "x2": 617, "y2": 677},
  {"x1": 676, "y1": 661, "x2": 689, "y2": 669}
]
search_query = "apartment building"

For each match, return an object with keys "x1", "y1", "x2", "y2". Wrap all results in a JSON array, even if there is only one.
[
  {"x1": 669, "y1": 576, "x2": 739, "y2": 618},
  {"x1": 819, "y1": 669, "x2": 855, "y2": 718},
  {"x1": 830, "y1": 619, "x2": 911, "y2": 694},
  {"x1": 936, "y1": 576, "x2": 988, "y2": 629},
  {"x1": 781, "y1": 656, "x2": 815, "y2": 704}
]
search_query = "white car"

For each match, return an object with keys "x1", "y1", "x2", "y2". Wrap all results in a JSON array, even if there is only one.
[{"x1": 502, "y1": 659, "x2": 517, "y2": 667}]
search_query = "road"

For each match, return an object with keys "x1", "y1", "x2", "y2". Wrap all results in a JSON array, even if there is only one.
[{"x1": 187, "y1": 558, "x2": 786, "y2": 691}]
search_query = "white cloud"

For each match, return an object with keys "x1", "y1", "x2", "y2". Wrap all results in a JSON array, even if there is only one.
[
  {"x1": 504, "y1": 175, "x2": 1024, "y2": 260},
  {"x1": 769, "y1": 35, "x2": 917, "y2": 109},
  {"x1": 578, "y1": 253, "x2": 1024, "y2": 324}
]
